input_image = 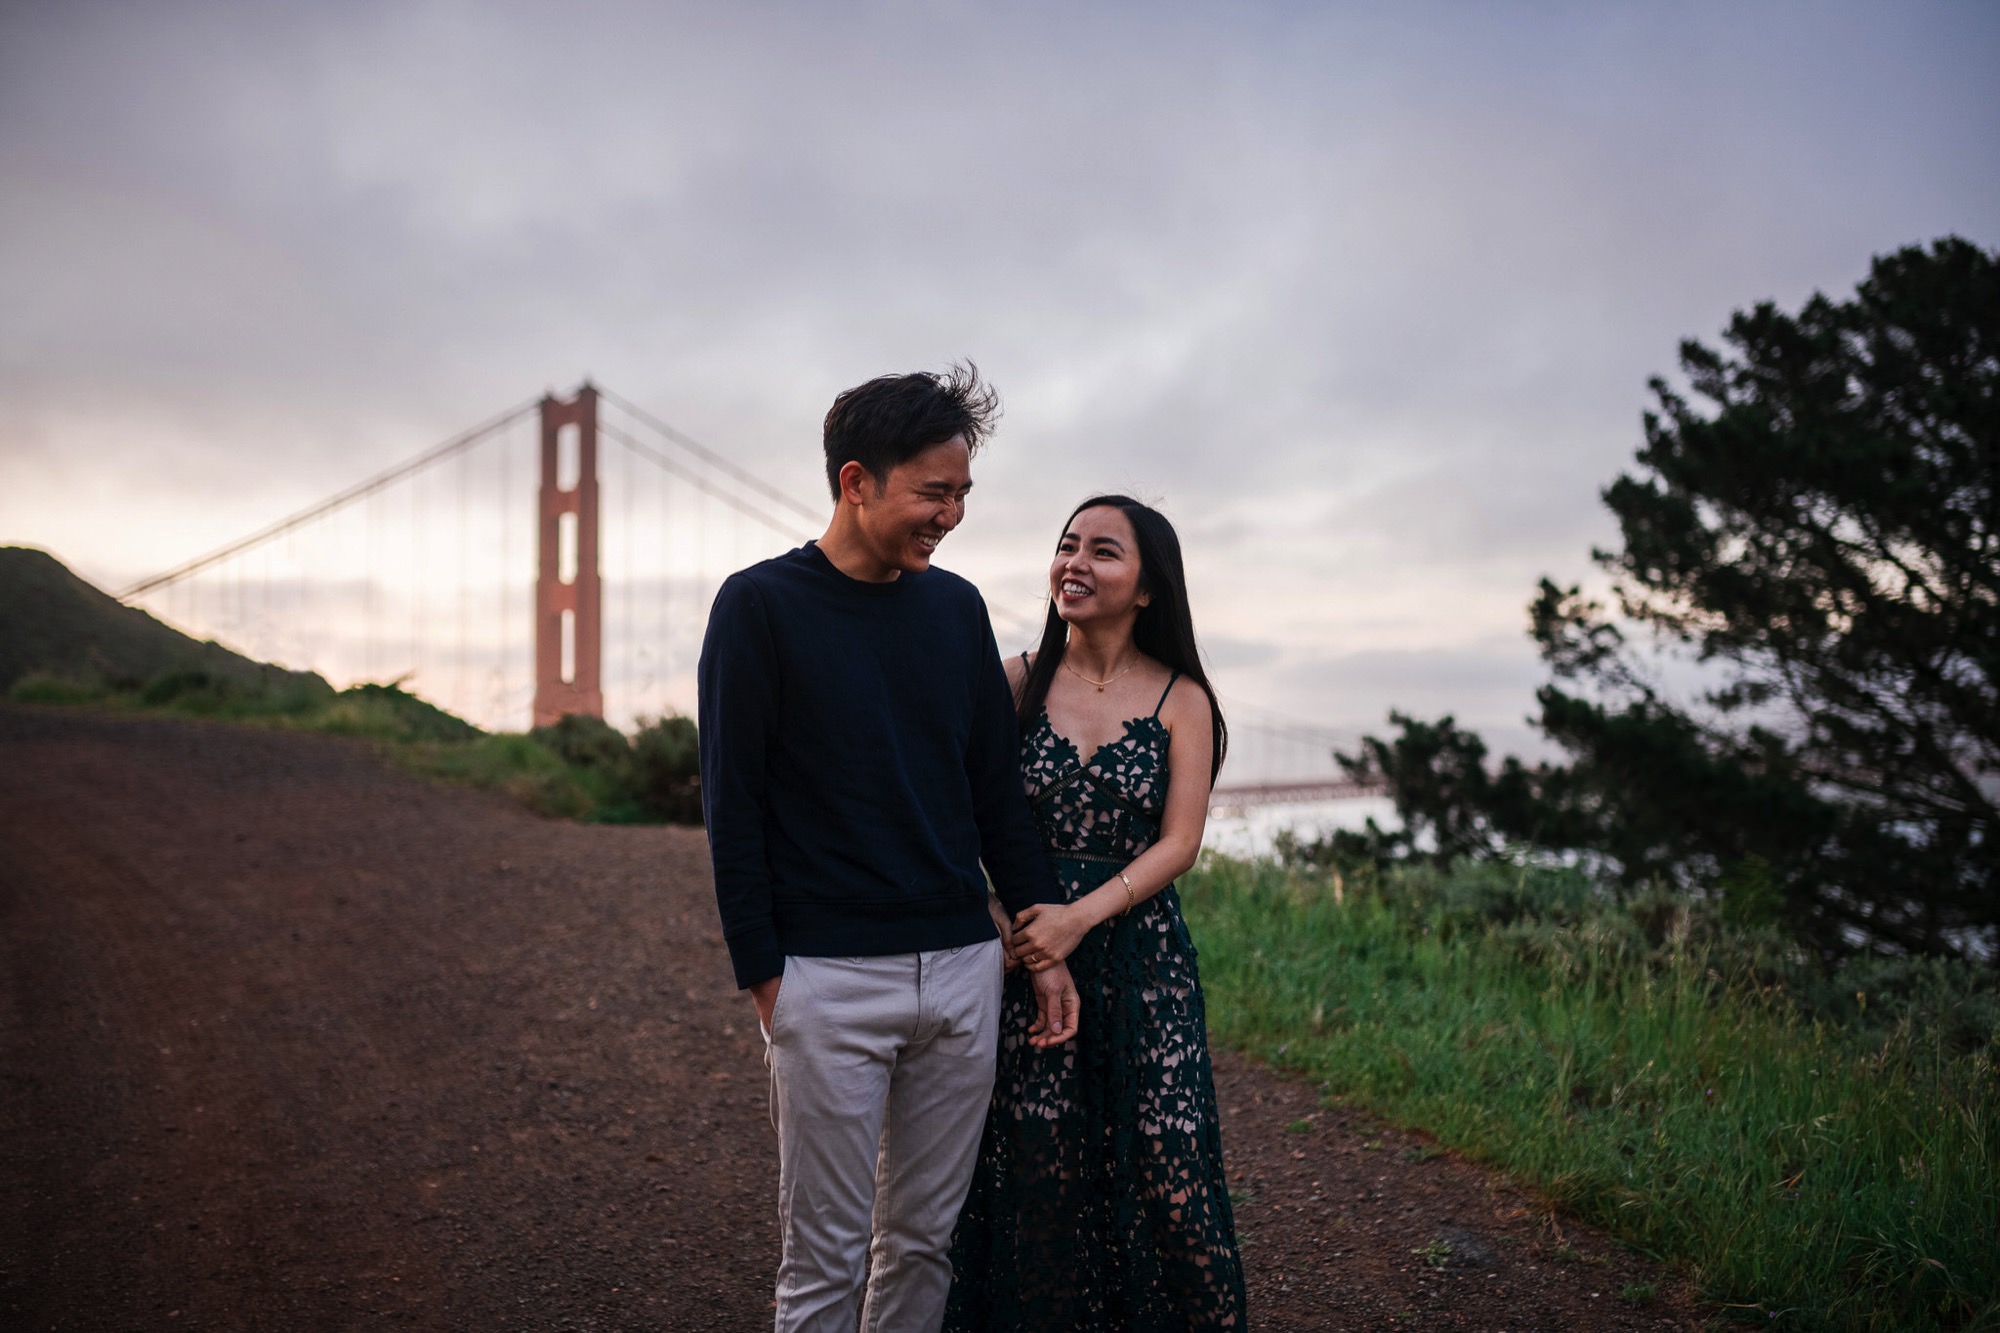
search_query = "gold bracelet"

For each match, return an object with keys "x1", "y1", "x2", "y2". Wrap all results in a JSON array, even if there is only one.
[{"x1": 1118, "y1": 871, "x2": 1135, "y2": 916}]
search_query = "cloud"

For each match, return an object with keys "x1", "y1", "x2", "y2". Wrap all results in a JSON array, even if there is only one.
[{"x1": 2, "y1": 0, "x2": 1996, "y2": 740}]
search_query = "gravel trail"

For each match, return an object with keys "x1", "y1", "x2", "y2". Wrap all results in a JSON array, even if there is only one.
[{"x1": 0, "y1": 705, "x2": 1698, "y2": 1330}]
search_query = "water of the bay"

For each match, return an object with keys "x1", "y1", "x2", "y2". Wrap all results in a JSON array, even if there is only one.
[{"x1": 1200, "y1": 795, "x2": 1397, "y2": 861}]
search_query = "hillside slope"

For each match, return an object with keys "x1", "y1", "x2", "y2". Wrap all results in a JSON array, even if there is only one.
[{"x1": 0, "y1": 546, "x2": 327, "y2": 693}]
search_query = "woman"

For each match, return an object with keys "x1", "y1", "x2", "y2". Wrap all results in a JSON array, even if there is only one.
[{"x1": 946, "y1": 495, "x2": 1247, "y2": 1331}]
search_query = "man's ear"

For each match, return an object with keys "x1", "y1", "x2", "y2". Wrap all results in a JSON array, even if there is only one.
[{"x1": 837, "y1": 460, "x2": 880, "y2": 507}]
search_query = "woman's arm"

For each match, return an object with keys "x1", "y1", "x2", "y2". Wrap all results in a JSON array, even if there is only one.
[{"x1": 1011, "y1": 678, "x2": 1215, "y2": 969}]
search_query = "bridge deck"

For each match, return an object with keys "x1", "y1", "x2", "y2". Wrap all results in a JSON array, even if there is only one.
[{"x1": 1208, "y1": 779, "x2": 1388, "y2": 811}]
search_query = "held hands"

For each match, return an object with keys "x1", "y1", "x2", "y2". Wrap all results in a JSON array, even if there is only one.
[
  {"x1": 999, "y1": 896, "x2": 1079, "y2": 1045},
  {"x1": 1011, "y1": 900, "x2": 1095, "y2": 972}
]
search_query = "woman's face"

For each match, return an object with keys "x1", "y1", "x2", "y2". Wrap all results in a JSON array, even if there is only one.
[{"x1": 1051, "y1": 505, "x2": 1148, "y2": 628}]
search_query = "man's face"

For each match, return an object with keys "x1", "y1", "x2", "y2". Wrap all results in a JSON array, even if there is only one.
[{"x1": 852, "y1": 435, "x2": 973, "y2": 579}]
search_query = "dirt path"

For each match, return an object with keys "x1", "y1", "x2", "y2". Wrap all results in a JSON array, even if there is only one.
[{"x1": 0, "y1": 705, "x2": 1700, "y2": 1331}]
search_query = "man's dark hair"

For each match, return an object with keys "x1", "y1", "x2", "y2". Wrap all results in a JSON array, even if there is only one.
[{"x1": 822, "y1": 361, "x2": 1001, "y2": 499}]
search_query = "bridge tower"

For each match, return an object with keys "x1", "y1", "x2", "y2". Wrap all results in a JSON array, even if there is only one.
[{"x1": 532, "y1": 384, "x2": 604, "y2": 728}]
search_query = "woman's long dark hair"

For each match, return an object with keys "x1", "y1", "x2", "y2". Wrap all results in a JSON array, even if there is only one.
[{"x1": 1016, "y1": 494, "x2": 1228, "y2": 785}]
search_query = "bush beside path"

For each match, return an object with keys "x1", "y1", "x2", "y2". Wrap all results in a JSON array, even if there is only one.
[{"x1": 0, "y1": 705, "x2": 1696, "y2": 1330}]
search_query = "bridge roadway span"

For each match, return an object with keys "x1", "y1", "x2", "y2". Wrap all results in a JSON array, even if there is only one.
[{"x1": 1209, "y1": 777, "x2": 1390, "y2": 813}]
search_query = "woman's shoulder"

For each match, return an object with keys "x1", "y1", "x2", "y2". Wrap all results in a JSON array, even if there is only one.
[
  {"x1": 1005, "y1": 649, "x2": 1037, "y2": 691},
  {"x1": 1153, "y1": 667, "x2": 1210, "y2": 726}
]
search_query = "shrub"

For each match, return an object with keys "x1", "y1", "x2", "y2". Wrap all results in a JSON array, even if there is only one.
[
  {"x1": 530, "y1": 713, "x2": 633, "y2": 774},
  {"x1": 136, "y1": 668, "x2": 333, "y2": 720},
  {"x1": 631, "y1": 714, "x2": 702, "y2": 825},
  {"x1": 330, "y1": 683, "x2": 480, "y2": 742},
  {"x1": 8, "y1": 672, "x2": 109, "y2": 705},
  {"x1": 140, "y1": 669, "x2": 234, "y2": 712},
  {"x1": 528, "y1": 714, "x2": 645, "y2": 821}
]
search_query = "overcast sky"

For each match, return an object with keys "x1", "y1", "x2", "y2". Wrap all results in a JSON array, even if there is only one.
[{"x1": 3, "y1": 0, "x2": 1996, "y2": 755}]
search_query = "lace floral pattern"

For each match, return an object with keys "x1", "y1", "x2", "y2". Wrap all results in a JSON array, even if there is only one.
[{"x1": 946, "y1": 705, "x2": 1247, "y2": 1331}]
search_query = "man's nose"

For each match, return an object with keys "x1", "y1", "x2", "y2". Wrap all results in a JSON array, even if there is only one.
[{"x1": 939, "y1": 497, "x2": 965, "y2": 530}]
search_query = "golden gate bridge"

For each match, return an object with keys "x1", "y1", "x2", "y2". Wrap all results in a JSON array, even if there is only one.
[{"x1": 116, "y1": 384, "x2": 1381, "y2": 809}]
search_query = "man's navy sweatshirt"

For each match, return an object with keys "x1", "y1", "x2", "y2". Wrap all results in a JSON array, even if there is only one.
[{"x1": 697, "y1": 543, "x2": 1055, "y2": 991}]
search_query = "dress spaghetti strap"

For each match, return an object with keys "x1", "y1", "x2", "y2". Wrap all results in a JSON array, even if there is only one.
[{"x1": 1150, "y1": 670, "x2": 1182, "y2": 719}]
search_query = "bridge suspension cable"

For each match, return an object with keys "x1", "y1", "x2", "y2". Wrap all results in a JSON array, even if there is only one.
[
  {"x1": 110, "y1": 382, "x2": 1124, "y2": 733},
  {"x1": 1223, "y1": 701, "x2": 1359, "y2": 752},
  {"x1": 599, "y1": 398, "x2": 1042, "y2": 646},
  {"x1": 598, "y1": 386, "x2": 825, "y2": 526},
  {"x1": 119, "y1": 396, "x2": 544, "y2": 601},
  {"x1": 599, "y1": 422, "x2": 819, "y2": 546}
]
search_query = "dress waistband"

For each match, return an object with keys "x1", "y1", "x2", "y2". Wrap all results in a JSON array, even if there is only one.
[{"x1": 1051, "y1": 850, "x2": 1130, "y2": 865}]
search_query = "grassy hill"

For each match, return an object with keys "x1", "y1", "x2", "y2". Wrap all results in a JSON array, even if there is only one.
[
  {"x1": 0, "y1": 545, "x2": 702, "y2": 824},
  {"x1": 0, "y1": 545, "x2": 329, "y2": 695}
]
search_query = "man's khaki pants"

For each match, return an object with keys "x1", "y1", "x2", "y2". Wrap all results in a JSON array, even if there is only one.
[{"x1": 762, "y1": 940, "x2": 1003, "y2": 1333}]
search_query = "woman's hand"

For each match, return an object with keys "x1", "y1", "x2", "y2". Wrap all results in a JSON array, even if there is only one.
[
  {"x1": 1011, "y1": 900, "x2": 1096, "y2": 971},
  {"x1": 987, "y1": 895, "x2": 1022, "y2": 972}
]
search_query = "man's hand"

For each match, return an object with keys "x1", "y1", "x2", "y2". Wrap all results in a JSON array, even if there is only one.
[
  {"x1": 749, "y1": 975, "x2": 781, "y2": 1034},
  {"x1": 1026, "y1": 960, "x2": 1080, "y2": 1048},
  {"x1": 987, "y1": 895, "x2": 1022, "y2": 972}
]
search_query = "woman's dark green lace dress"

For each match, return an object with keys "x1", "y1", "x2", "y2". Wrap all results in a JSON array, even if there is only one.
[{"x1": 946, "y1": 679, "x2": 1247, "y2": 1331}]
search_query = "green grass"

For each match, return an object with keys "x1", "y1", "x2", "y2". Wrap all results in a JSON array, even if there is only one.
[
  {"x1": 8, "y1": 671, "x2": 114, "y2": 706},
  {"x1": 393, "y1": 730, "x2": 595, "y2": 818},
  {"x1": 1413, "y1": 1237, "x2": 1454, "y2": 1269},
  {"x1": 1180, "y1": 856, "x2": 2000, "y2": 1331}
]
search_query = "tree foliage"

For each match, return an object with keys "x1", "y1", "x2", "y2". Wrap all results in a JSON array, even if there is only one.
[
  {"x1": 1324, "y1": 713, "x2": 1553, "y2": 868},
  {"x1": 1303, "y1": 712, "x2": 1489, "y2": 867},
  {"x1": 1345, "y1": 238, "x2": 1999, "y2": 960}
]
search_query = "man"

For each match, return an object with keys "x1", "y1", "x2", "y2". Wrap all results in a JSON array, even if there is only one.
[{"x1": 698, "y1": 363, "x2": 1079, "y2": 1333}]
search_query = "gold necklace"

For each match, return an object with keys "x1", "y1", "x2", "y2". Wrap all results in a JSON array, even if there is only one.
[{"x1": 1061, "y1": 656, "x2": 1138, "y2": 692}]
